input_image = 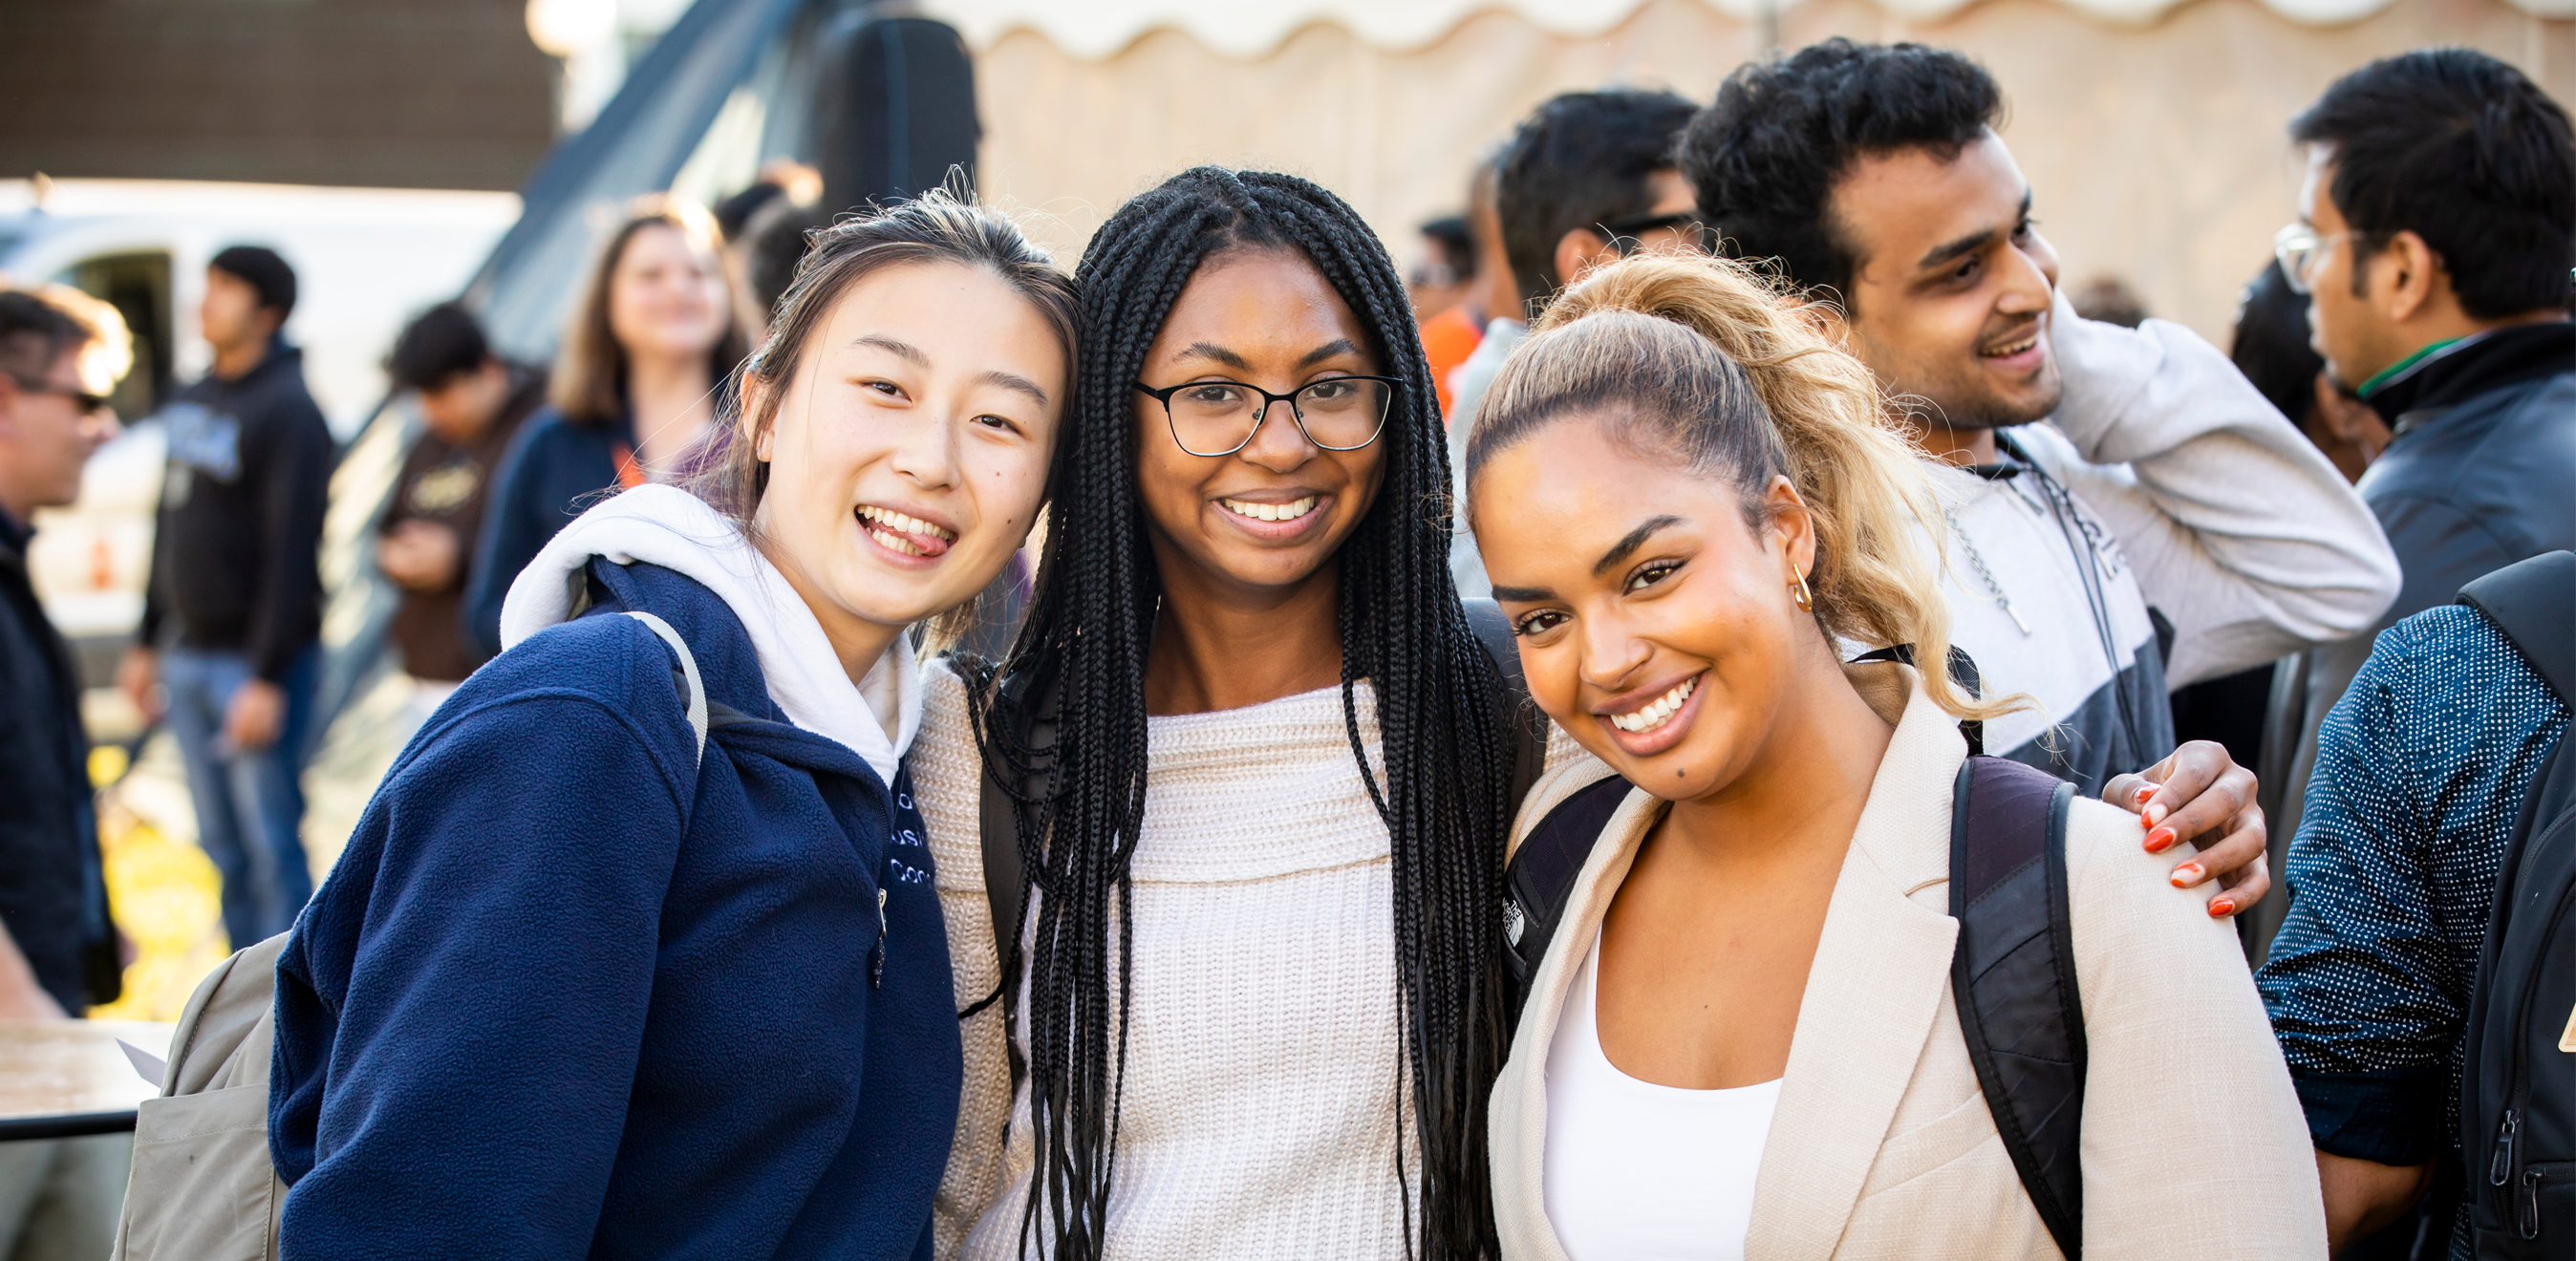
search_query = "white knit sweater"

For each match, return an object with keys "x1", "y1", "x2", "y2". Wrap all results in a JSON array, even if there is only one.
[{"x1": 917, "y1": 658, "x2": 1423, "y2": 1260}]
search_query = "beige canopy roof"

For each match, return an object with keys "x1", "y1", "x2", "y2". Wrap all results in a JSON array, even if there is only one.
[
  {"x1": 923, "y1": 0, "x2": 2574, "y2": 58},
  {"x1": 940, "y1": 0, "x2": 2572, "y2": 343}
]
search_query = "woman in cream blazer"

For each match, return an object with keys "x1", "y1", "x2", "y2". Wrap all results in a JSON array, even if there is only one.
[
  {"x1": 1488, "y1": 665, "x2": 2322, "y2": 1258},
  {"x1": 1459, "y1": 252, "x2": 2326, "y2": 1259}
]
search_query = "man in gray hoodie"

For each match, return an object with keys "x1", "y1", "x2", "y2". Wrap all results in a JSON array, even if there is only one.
[{"x1": 1680, "y1": 40, "x2": 2401, "y2": 913}]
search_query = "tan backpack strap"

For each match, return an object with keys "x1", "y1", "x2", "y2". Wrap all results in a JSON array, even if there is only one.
[
  {"x1": 162, "y1": 932, "x2": 290, "y2": 1098},
  {"x1": 623, "y1": 610, "x2": 708, "y2": 768}
]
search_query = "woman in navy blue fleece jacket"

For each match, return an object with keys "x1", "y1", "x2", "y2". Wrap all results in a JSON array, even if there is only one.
[{"x1": 268, "y1": 194, "x2": 1080, "y2": 1259}]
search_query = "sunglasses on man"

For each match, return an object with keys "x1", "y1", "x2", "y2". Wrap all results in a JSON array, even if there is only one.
[{"x1": 6, "y1": 374, "x2": 113, "y2": 416}]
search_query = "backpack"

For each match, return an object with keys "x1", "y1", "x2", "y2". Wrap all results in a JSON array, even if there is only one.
[
  {"x1": 111, "y1": 611, "x2": 714, "y2": 1261},
  {"x1": 969, "y1": 599, "x2": 1548, "y2": 1083},
  {"x1": 1500, "y1": 719, "x2": 2091, "y2": 1258},
  {"x1": 2455, "y1": 550, "x2": 2576, "y2": 1258}
]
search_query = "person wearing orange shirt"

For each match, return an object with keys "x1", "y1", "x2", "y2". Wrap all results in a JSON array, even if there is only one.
[{"x1": 1408, "y1": 214, "x2": 1483, "y2": 422}]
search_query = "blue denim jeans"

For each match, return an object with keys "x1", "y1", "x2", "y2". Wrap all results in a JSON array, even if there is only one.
[{"x1": 161, "y1": 645, "x2": 317, "y2": 949}]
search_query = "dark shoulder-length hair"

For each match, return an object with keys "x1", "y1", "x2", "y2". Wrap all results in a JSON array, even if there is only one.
[
  {"x1": 972, "y1": 166, "x2": 1516, "y2": 1261},
  {"x1": 550, "y1": 195, "x2": 753, "y2": 426}
]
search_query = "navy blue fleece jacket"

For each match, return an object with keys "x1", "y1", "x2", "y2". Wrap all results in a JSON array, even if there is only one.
[{"x1": 269, "y1": 558, "x2": 960, "y2": 1259}]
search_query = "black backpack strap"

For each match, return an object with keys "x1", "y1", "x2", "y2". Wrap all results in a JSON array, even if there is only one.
[
  {"x1": 2453, "y1": 552, "x2": 2576, "y2": 1250},
  {"x1": 1951, "y1": 754, "x2": 2086, "y2": 1259},
  {"x1": 1501, "y1": 774, "x2": 1631, "y2": 1021},
  {"x1": 969, "y1": 744, "x2": 1031, "y2": 1090},
  {"x1": 1462, "y1": 597, "x2": 1547, "y2": 810},
  {"x1": 975, "y1": 749, "x2": 1025, "y2": 1004},
  {"x1": 1849, "y1": 643, "x2": 1987, "y2": 756},
  {"x1": 2458, "y1": 551, "x2": 2575, "y2": 707},
  {"x1": 965, "y1": 664, "x2": 1056, "y2": 1091}
]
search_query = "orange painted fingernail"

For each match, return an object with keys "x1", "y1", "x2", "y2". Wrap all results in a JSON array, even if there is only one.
[
  {"x1": 2209, "y1": 897, "x2": 2237, "y2": 917},
  {"x1": 2143, "y1": 827, "x2": 2177, "y2": 853},
  {"x1": 2170, "y1": 862, "x2": 2204, "y2": 887},
  {"x1": 2142, "y1": 803, "x2": 2166, "y2": 827},
  {"x1": 2133, "y1": 785, "x2": 2154, "y2": 805}
]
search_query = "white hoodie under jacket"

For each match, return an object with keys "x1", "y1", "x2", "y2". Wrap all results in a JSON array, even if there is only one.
[{"x1": 498, "y1": 483, "x2": 920, "y2": 785}]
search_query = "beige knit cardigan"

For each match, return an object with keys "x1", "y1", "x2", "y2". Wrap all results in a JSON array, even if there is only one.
[{"x1": 914, "y1": 660, "x2": 1435, "y2": 1259}]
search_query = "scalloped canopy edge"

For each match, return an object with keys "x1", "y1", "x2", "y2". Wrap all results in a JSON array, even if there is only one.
[{"x1": 920, "y1": 0, "x2": 2574, "y2": 60}]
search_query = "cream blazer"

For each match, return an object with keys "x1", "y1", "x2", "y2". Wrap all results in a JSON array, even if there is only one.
[{"x1": 1489, "y1": 663, "x2": 2326, "y2": 1260}]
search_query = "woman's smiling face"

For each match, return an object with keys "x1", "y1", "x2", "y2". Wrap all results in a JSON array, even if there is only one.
[
  {"x1": 1474, "y1": 417, "x2": 1821, "y2": 801},
  {"x1": 749, "y1": 259, "x2": 1066, "y2": 638},
  {"x1": 608, "y1": 222, "x2": 731, "y2": 361},
  {"x1": 1128, "y1": 248, "x2": 1389, "y2": 601}
]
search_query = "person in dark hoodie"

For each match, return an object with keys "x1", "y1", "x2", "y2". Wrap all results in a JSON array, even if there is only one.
[
  {"x1": 268, "y1": 193, "x2": 1079, "y2": 1259},
  {"x1": 118, "y1": 245, "x2": 333, "y2": 951}
]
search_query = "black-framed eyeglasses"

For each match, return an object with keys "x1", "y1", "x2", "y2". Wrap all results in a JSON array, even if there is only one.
[
  {"x1": 1132, "y1": 375, "x2": 1400, "y2": 458},
  {"x1": 6, "y1": 374, "x2": 110, "y2": 415},
  {"x1": 1596, "y1": 209, "x2": 1714, "y2": 256}
]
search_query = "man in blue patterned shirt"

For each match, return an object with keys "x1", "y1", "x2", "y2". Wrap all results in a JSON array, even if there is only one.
[{"x1": 2260, "y1": 587, "x2": 2571, "y2": 1252}]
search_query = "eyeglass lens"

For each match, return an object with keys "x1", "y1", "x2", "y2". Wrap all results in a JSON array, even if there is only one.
[
  {"x1": 2275, "y1": 224, "x2": 2322, "y2": 293},
  {"x1": 1165, "y1": 378, "x2": 1391, "y2": 456}
]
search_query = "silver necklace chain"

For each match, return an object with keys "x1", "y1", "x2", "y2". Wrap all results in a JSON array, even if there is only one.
[{"x1": 1944, "y1": 504, "x2": 2032, "y2": 635}]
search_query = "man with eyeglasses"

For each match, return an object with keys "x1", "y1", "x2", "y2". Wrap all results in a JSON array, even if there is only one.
[
  {"x1": 1446, "y1": 87, "x2": 1704, "y2": 596},
  {"x1": 0, "y1": 284, "x2": 134, "y2": 1258},
  {"x1": 2248, "y1": 49, "x2": 2576, "y2": 1255},
  {"x1": 2262, "y1": 50, "x2": 2576, "y2": 853},
  {"x1": 1679, "y1": 40, "x2": 2400, "y2": 904}
]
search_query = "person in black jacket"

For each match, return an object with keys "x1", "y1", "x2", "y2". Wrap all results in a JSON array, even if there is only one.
[
  {"x1": 2287, "y1": 48, "x2": 2575, "y2": 643},
  {"x1": 118, "y1": 245, "x2": 333, "y2": 950},
  {"x1": 0, "y1": 285, "x2": 128, "y2": 1016},
  {"x1": 0, "y1": 284, "x2": 135, "y2": 1259},
  {"x1": 2263, "y1": 49, "x2": 2576, "y2": 935}
]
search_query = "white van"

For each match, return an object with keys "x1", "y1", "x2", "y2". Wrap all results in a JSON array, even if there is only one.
[
  {"x1": 0, "y1": 178, "x2": 517, "y2": 652},
  {"x1": 0, "y1": 178, "x2": 520, "y2": 438}
]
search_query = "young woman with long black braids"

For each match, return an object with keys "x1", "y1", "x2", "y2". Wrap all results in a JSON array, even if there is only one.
[
  {"x1": 908, "y1": 167, "x2": 1524, "y2": 1260},
  {"x1": 912, "y1": 167, "x2": 2277, "y2": 1261}
]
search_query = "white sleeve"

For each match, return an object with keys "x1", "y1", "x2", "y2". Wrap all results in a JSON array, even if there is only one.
[{"x1": 2029, "y1": 292, "x2": 2400, "y2": 686}]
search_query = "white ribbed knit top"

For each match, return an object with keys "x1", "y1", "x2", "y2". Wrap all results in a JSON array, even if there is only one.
[{"x1": 916, "y1": 658, "x2": 1420, "y2": 1260}]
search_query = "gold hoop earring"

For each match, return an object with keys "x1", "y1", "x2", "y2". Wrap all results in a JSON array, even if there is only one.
[{"x1": 1791, "y1": 569, "x2": 1814, "y2": 612}]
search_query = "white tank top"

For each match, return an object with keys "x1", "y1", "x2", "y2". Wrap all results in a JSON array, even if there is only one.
[{"x1": 1543, "y1": 928, "x2": 1780, "y2": 1260}]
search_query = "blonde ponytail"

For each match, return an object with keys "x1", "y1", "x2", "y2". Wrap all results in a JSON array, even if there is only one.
[{"x1": 1465, "y1": 251, "x2": 2016, "y2": 724}]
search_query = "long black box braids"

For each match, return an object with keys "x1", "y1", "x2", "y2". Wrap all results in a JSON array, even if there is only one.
[{"x1": 965, "y1": 167, "x2": 1517, "y2": 1260}]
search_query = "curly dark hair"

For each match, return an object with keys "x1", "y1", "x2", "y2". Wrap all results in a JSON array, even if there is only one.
[
  {"x1": 1677, "y1": 38, "x2": 2003, "y2": 310},
  {"x1": 970, "y1": 166, "x2": 1518, "y2": 1260},
  {"x1": 2292, "y1": 47, "x2": 2576, "y2": 318}
]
